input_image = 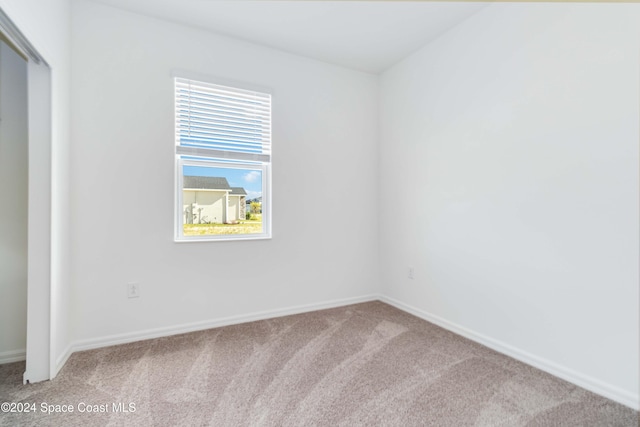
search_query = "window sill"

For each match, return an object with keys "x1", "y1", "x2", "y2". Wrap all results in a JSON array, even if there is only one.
[{"x1": 174, "y1": 235, "x2": 272, "y2": 243}]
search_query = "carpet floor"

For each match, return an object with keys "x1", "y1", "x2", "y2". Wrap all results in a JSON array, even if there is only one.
[{"x1": 0, "y1": 301, "x2": 637, "y2": 426}]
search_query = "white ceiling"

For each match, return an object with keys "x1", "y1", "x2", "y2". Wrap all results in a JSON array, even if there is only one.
[{"x1": 90, "y1": 1, "x2": 488, "y2": 74}]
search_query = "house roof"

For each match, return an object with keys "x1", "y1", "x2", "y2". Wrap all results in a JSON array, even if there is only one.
[
  {"x1": 183, "y1": 176, "x2": 248, "y2": 196},
  {"x1": 183, "y1": 176, "x2": 231, "y2": 190},
  {"x1": 230, "y1": 187, "x2": 247, "y2": 196}
]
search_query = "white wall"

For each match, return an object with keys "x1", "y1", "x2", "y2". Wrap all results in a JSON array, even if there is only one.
[
  {"x1": 228, "y1": 196, "x2": 242, "y2": 223},
  {"x1": 0, "y1": 41, "x2": 28, "y2": 362},
  {"x1": 183, "y1": 191, "x2": 226, "y2": 225},
  {"x1": 8, "y1": 0, "x2": 634, "y2": 410},
  {"x1": 0, "y1": 0, "x2": 72, "y2": 379},
  {"x1": 70, "y1": 1, "x2": 378, "y2": 342},
  {"x1": 379, "y1": 3, "x2": 639, "y2": 408}
]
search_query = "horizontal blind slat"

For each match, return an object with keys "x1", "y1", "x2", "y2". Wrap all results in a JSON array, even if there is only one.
[
  {"x1": 176, "y1": 114, "x2": 271, "y2": 132},
  {"x1": 179, "y1": 135, "x2": 265, "y2": 149},
  {"x1": 176, "y1": 78, "x2": 270, "y2": 101},
  {"x1": 175, "y1": 77, "x2": 271, "y2": 160},
  {"x1": 177, "y1": 145, "x2": 270, "y2": 163},
  {"x1": 177, "y1": 94, "x2": 271, "y2": 115}
]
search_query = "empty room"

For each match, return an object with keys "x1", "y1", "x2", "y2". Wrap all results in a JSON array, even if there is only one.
[{"x1": 0, "y1": 0, "x2": 638, "y2": 425}]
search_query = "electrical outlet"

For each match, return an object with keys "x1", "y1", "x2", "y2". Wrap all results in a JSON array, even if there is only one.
[
  {"x1": 408, "y1": 267, "x2": 414, "y2": 280},
  {"x1": 127, "y1": 282, "x2": 140, "y2": 298}
]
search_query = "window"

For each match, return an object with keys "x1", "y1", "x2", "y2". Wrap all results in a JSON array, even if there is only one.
[{"x1": 174, "y1": 77, "x2": 271, "y2": 241}]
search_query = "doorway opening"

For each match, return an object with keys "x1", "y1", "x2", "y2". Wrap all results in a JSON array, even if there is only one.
[
  {"x1": 0, "y1": 7, "x2": 53, "y2": 384},
  {"x1": 0, "y1": 37, "x2": 28, "y2": 368}
]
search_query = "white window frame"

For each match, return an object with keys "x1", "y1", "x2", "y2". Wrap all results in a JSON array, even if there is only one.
[{"x1": 173, "y1": 74, "x2": 272, "y2": 242}]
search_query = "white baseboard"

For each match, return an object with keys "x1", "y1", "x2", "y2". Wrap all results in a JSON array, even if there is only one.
[
  {"x1": 53, "y1": 293, "x2": 638, "y2": 411},
  {"x1": 69, "y1": 294, "x2": 379, "y2": 354},
  {"x1": 0, "y1": 349, "x2": 26, "y2": 364},
  {"x1": 53, "y1": 343, "x2": 73, "y2": 378},
  {"x1": 379, "y1": 294, "x2": 639, "y2": 411}
]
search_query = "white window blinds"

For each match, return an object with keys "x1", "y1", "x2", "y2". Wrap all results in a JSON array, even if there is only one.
[{"x1": 175, "y1": 77, "x2": 271, "y2": 163}]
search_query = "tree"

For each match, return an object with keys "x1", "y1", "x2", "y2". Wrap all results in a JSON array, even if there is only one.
[{"x1": 250, "y1": 201, "x2": 262, "y2": 214}]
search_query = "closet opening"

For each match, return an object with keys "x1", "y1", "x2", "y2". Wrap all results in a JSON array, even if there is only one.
[{"x1": 0, "y1": 7, "x2": 53, "y2": 384}]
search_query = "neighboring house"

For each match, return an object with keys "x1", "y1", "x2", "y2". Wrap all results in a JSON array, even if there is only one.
[
  {"x1": 183, "y1": 176, "x2": 246, "y2": 224},
  {"x1": 229, "y1": 187, "x2": 248, "y2": 221}
]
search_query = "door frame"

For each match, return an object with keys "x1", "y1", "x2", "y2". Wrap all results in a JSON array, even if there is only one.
[{"x1": 0, "y1": 6, "x2": 53, "y2": 384}]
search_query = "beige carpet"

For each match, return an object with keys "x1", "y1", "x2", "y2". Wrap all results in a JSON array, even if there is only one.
[{"x1": 0, "y1": 301, "x2": 637, "y2": 426}]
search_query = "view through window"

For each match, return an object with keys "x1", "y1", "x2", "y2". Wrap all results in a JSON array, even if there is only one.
[
  {"x1": 181, "y1": 164, "x2": 263, "y2": 236},
  {"x1": 175, "y1": 77, "x2": 271, "y2": 240}
]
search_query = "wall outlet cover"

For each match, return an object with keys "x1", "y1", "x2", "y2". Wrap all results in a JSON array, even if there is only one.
[{"x1": 127, "y1": 282, "x2": 140, "y2": 298}]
